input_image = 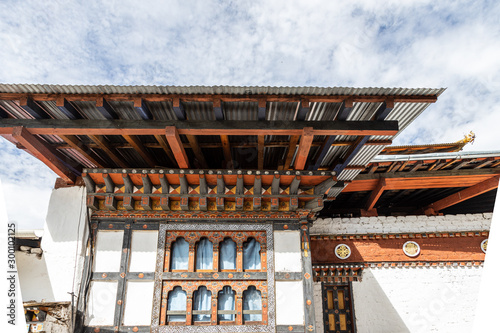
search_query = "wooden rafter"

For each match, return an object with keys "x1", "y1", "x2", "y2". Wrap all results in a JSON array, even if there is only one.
[
  {"x1": 153, "y1": 134, "x2": 176, "y2": 166},
  {"x1": 87, "y1": 135, "x2": 127, "y2": 168},
  {"x1": 257, "y1": 135, "x2": 265, "y2": 170},
  {"x1": 220, "y1": 135, "x2": 233, "y2": 168},
  {"x1": 294, "y1": 127, "x2": 314, "y2": 170},
  {"x1": 424, "y1": 176, "x2": 500, "y2": 213},
  {"x1": 0, "y1": 119, "x2": 400, "y2": 136},
  {"x1": 59, "y1": 135, "x2": 104, "y2": 168},
  {"x1": 282, "y1": 135, "x2": 299, "y2": 170},
  {"x1": 186, "y1": 134, "x2": 208, "y2": 169},
  {"x1": 122, "y1": 135, "x2": 157, "y2": 167},
  {"x1": 12, "y1": 126, "x2": 76, "y2": 183},
  {"x1": 365, "y1": 178, "x2": 387, "y2": 210},
  {"x1": 165, "y1": 126, "x2": 189, "y2": 169}
]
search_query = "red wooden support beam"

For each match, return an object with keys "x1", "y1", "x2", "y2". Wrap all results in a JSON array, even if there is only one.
[
  {"x1": 12, "y1": 126, "x2": 76, "y2": 184},
  {"x1": 425, "y1": 176, "x2": 500, "y2": 212},
  {"x1": 294, "y1": 127, "x2": 314, "y2": 170},
  {"x1": 365, "y1": 178, "x2": 387, "y2": 211},
  {"x1": 165, "y1": 126, "x2": 190, "y2": 168}
]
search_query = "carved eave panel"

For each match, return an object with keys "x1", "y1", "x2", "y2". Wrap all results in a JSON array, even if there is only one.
[{"x1": 83, "y1": 168, "x2": 338, "y2": 220}]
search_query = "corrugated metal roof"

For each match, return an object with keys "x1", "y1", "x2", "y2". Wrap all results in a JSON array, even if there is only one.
[
  {"x1": 0, "y1": 83, "x2": 446, "y2": 97},
  {"x1": 0, "y1": 84, "x2": 445, "y2": 197}
]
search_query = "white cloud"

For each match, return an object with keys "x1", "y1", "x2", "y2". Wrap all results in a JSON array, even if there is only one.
[{"x1": 1, "y1": 0, "x2": 500, "y2": 227}]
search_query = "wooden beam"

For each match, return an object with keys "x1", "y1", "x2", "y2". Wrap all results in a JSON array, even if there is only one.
[
  {"x1": 336, "y1": 99, "x2": 353, "y2": 121},
  {"x1": 159, "y1": 174, "x2": 169, "y2": 194},
  {"x1": 217, "y1": 175, "x2": 225, "y2": 195},
  {"x1": 344, "y1": 168, "x2": 500, "y2": 192},
  {"x1": 186, "y1": 134, "x2": 208, "y2": 169},
  {"x1": 179, "y1": 174, "x2": 188, "y2": 194},
  {"x1": 142, "y1": 174, "x2": 153, "y2": 194},
  {"x1": 199, "y1": 175, "x2": 207, "y2": 195},
  {"x1": 153, "y1": 134, "x2": 177, "y2": 166},
  {"x1": 309, "y1": 135, "x2": 336, "y2": 170},
  {"x1": 271, "y1": 174, "x2": 280, "y2": 195},
  {"x1": 165, "y1": 126, "x2": 189, "y2": 168},
  {"x1": 314, "y1": 177, "x2": 337, "y2": 195},
  {"x1": 425, "y1": 176, "x2": 500, "y2": 212},
  {"x1": 365, "y1": 178, "x2": 387, "y2": 210},
  {"x1": 333, "y1": 135, "x2": 370, "y2": 174},
  {"x1": 56, "y1": 97, "x2": 81, "y2": 119},
  {"x1": 133, "y1": 98, "x2": 152, "y2": 120},
  {"x1": 294, "y1": 127, "x2": 314, "y2": 170},
  {"x1": 12, "y1": 126, "x2": 76, "y2": 183},
  {"x1": 373, "y1": 99, "x2": 394, "y2": 121},
  {"x1": 220, "y1": 135, "x2": 233, "y2": 168},
  {"x1": 297, "y1": 99, "x2": 310, "y2": 120},
  {"x1": 283, "y1": 135, "x2": 299, "y2": 170},
  {"x1": 0, "y1": 119, "x2": 400, "y2": 136},
  {"x1": 87, "y1": 135, "x2": 127, "y2": 168},
  {"x1": 19, "y1": 97, "x2": 47, "y2": 119},
  {"x1": 103, "y1": 174, "x2": 115, "y2": 193},
  {"x1": 257, "y1": 135, "x2": 265, "y2": 170},
  {"x1": 213, "y1": 100, "x2": 224, "y2": 120},
  {"x1": 82, "y1": 173, "x2": 95, "y2": 192},
  {"x1": 236, "y1": 175, "x2": 244, "y2": 195},
  {"x1": 95, "y1": 98, "x2": 117, "y2": 119},
  {"x1": 172, "y1": 98, "x2": 186, "y2": 120},
  {"x1": 290, "y1": 176, "x2": 301, "y2": 195},
  {"x1": 258, "y1": 99, "x2": 266, "y2": 120},
  {"x1": 122, "y1": 135, "x2": 157, "y2": 167},
  {"x1": 122, "y1": 174, "x2": 134, "y2": 193},
  {"x1": 59, "y1": 135, "x2": 104, "y2": 167},
  {"x1": 0, "y1": 92, "x2": 439, "y2": 104}
]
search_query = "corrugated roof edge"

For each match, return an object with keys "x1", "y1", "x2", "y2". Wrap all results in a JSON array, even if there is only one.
[{"x1": 0, "y1": 83, "x2": 446, "y2": 97}]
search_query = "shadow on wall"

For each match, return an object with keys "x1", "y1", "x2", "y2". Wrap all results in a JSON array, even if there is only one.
[
  {"x1": 16, "y1": 252, "x2": 55, "y2": 302},
  {"x1": 45, "y1": 186, "x2": 87, "y2": 243},
  {"x1": 352, "y1": 269, "x2": 410, "y2": 333}
]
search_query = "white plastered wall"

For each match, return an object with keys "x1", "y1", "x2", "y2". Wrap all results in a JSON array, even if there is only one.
[
  {"x1": 273, "y1": 230, "x2": 304, "y2": 326},
  {"x1": 17, "y1": 186, "x2": 88, "y2": 303},
  {"x1": 311, "y1": 213, "x2": 490, "y2": 332},
  {"x1": 352, "y1": 266, "x2": 482, "y2": 333}
]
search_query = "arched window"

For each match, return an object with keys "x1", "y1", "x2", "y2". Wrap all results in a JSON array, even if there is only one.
[
  {"x1": 170, "y1": 237, "x2": 189, "y2": 271},
  {"x1": 243, "y1": 238, "x2": 261, "y2": 270},
  {"x1": 243, "y1": 286, "x2": 262, "y2": 322},
  {"x1": 193, "y1": 286, "x2": 211, "y2": 322},
  {"x1": 219, "y1": 237, "x2": 236, "y2": 270},
  {"x1": 218, "y1": 286, "x2": 236, "y2": 322},
  {"x1": 167, "y1": 287, "x2": 186, "y2": 323},
  {"x1": 196, "y1": 237, "x2": 213, "y2": 270}
]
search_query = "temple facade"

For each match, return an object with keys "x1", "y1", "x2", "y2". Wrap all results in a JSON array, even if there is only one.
[{"x1": 2, "y1": 84, "x2": 495, "y2": 332}]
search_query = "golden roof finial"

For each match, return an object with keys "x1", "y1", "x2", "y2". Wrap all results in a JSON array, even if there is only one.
[{"x1": 457, "y1": 131, "x2": 475, "y2": 145}]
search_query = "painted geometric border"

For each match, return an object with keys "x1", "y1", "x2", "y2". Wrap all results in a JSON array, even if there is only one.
[{"x1": 151, "y1": 222, "x2": 275, "y2": 333}]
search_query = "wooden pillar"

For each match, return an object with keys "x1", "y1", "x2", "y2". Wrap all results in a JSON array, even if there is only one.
[
  {"x1": 236, "y1": 243, "x2": 243, "y2": 272},
  {"x1": 213, "y1": 242, "x2": 219, "y2": 272},
  {"x1": 160, "y1": 285, "x2": 168, "y2": 325},
  {"x1": 301, "y1": 221, "x2": 317, "y2": 332},
  {"x1": 262, "y1": 295, "x2": 268, "y2": 325},
  {"x1": 186, "y1": 294, "x2": 193, "y2": 325},
  {"x1": 236, "y1": 294, "x2": 243, "y2": 325},
  {"x1": 211, "y1": 292, "x2": 218, "y2": 325},
  {"x1": 164, "y1": 242, "x2": 171, "y2": 272},
  {"x1": 188, "y1": 242, "x2": 195, "y2": 272}
]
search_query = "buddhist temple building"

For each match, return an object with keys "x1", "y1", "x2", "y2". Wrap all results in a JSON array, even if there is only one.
[{"x1": 1, "y1": 84, "x2": 496, "y2": 332}]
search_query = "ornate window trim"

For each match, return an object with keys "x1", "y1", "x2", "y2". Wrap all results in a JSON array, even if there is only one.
[{"x1": 151, "y1": 222, "x2": 276, "y2": 333}]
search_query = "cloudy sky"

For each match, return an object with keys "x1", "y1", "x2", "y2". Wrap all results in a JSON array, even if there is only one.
[{"x1": 1, "y1": 0, "x2": 499, "y2": 229}]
